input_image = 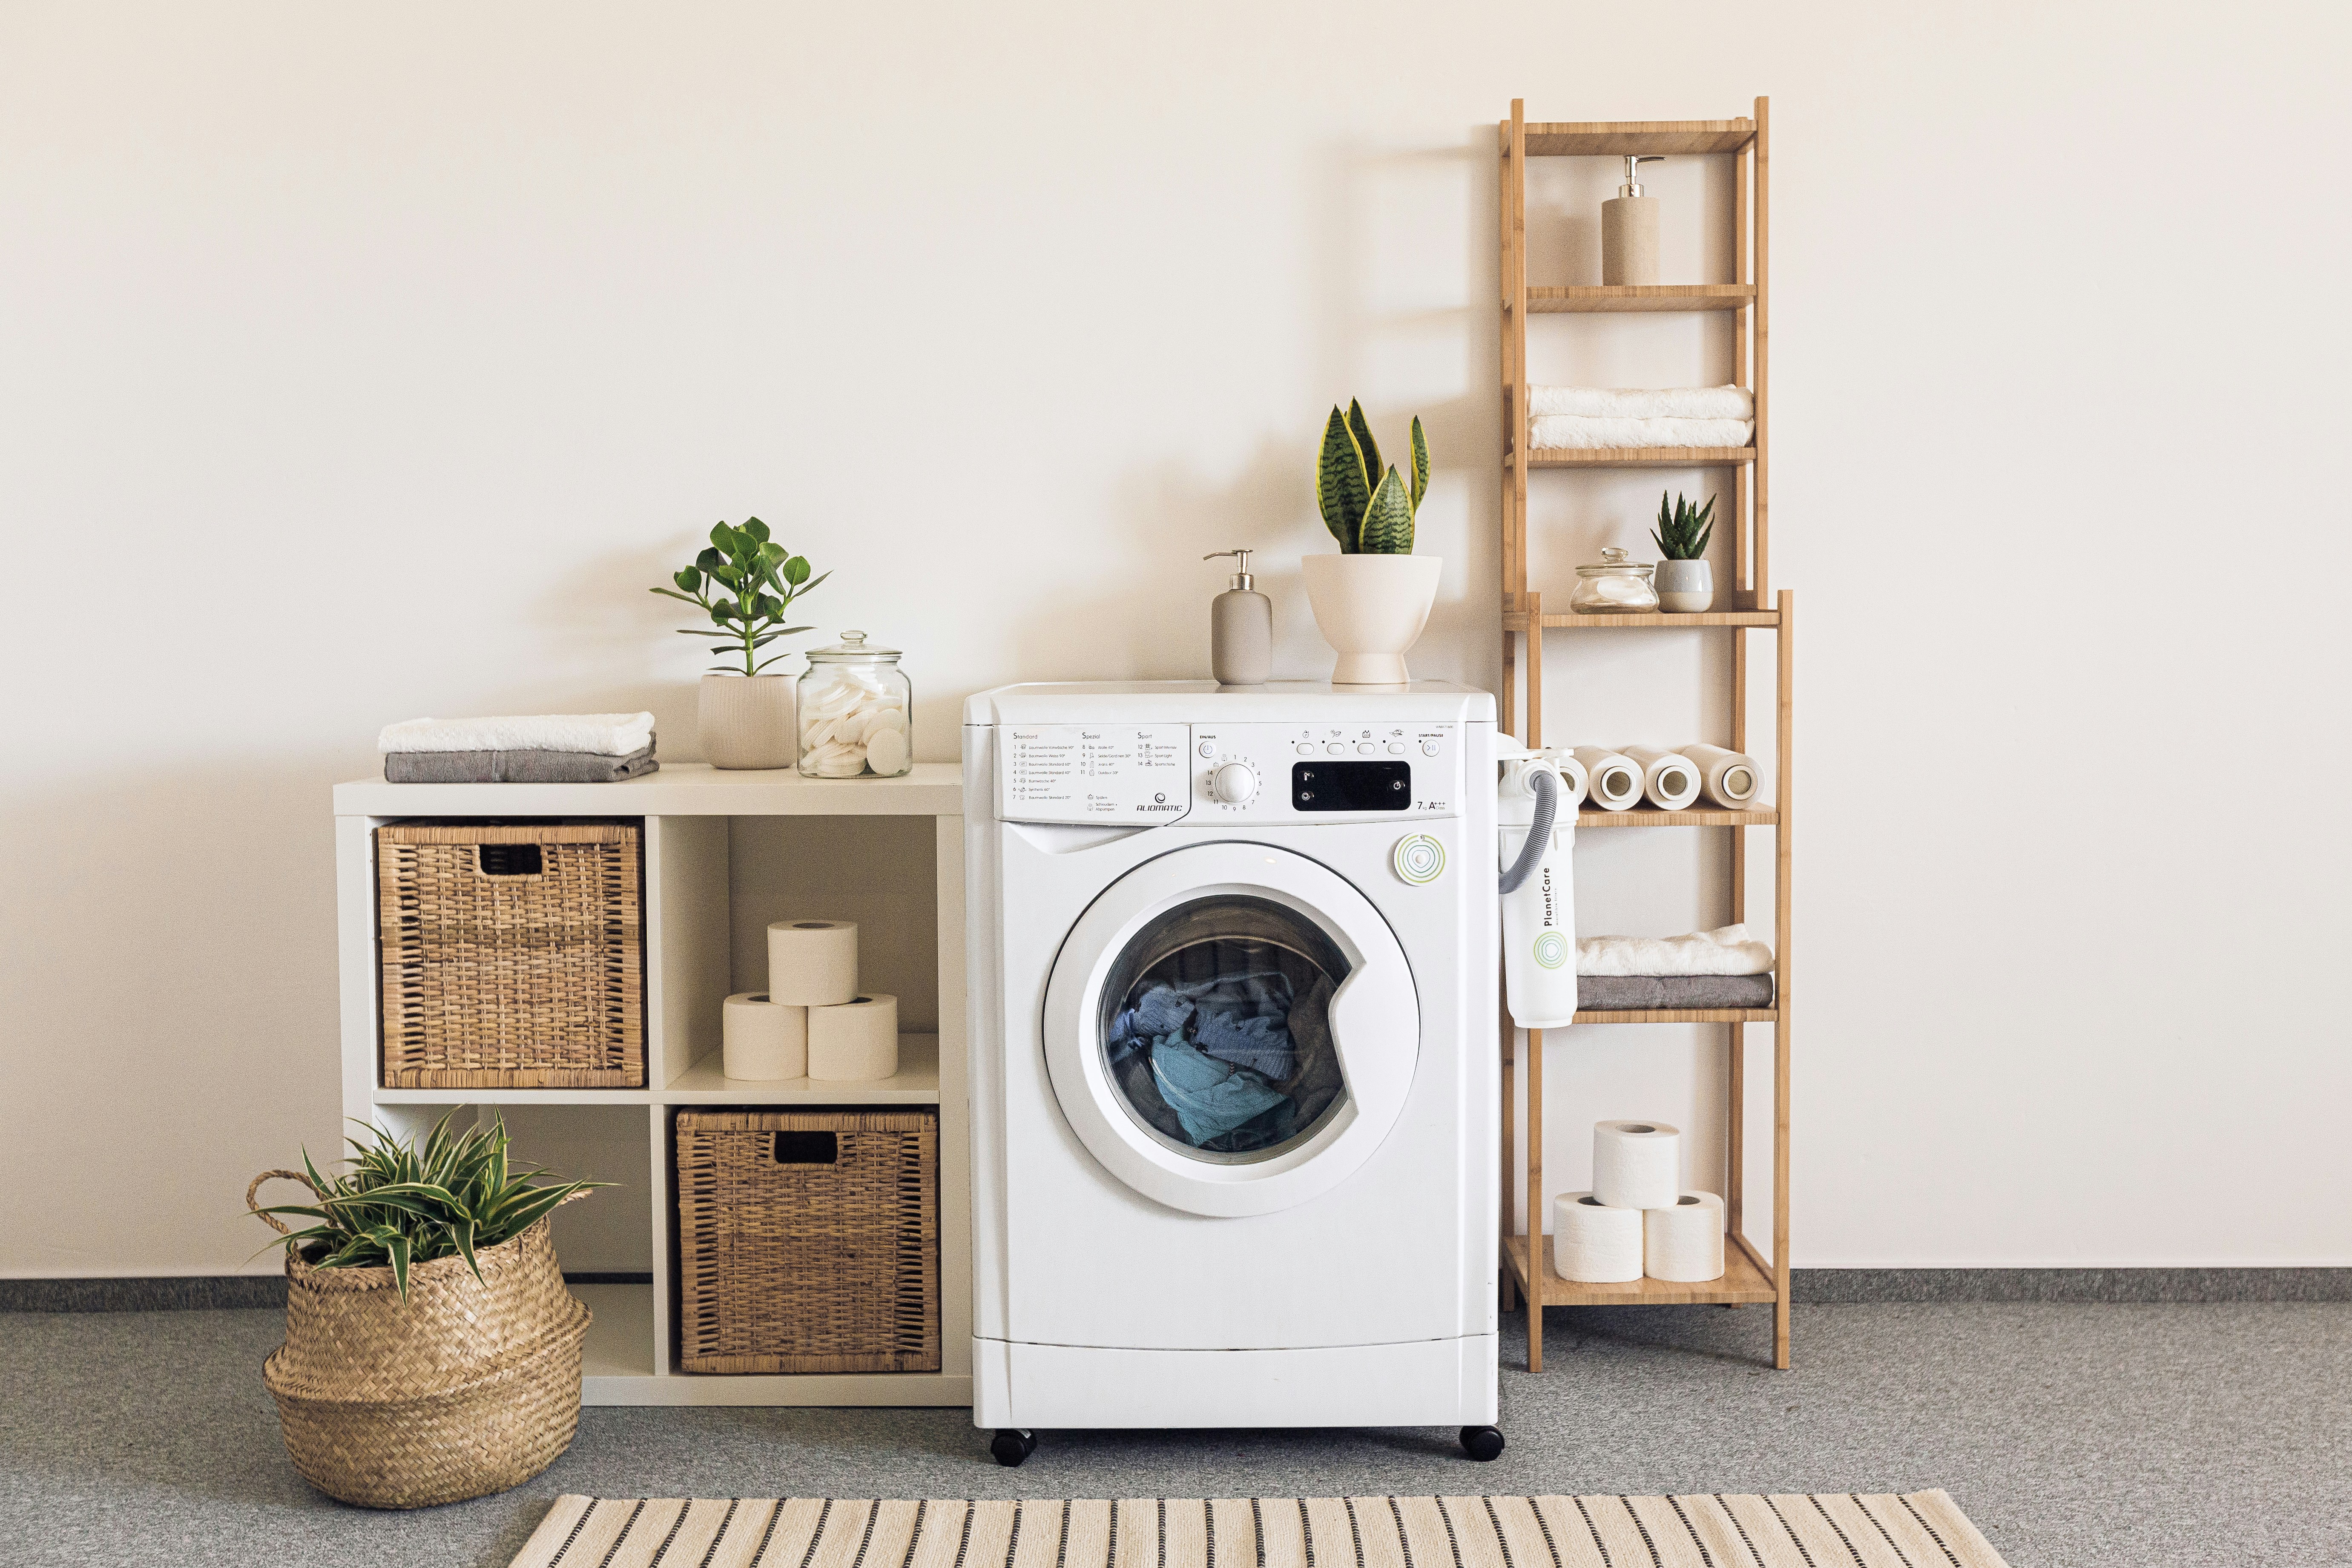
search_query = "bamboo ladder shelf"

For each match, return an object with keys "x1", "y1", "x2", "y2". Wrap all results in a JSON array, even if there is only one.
[{"x1": 1497, "y1": 98, "x2": 1792, "y2": 1371}]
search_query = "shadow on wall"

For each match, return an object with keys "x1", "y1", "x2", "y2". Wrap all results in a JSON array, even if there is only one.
[{"x1": 0, "y1": 755, "x2": 357, "y2": 1272}]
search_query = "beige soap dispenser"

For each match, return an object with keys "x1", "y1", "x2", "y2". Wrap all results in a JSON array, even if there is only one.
[
  {"x1": 1601, "y1": 155, "x2": 1663, "y2": 284},
  {"x1": 1203, "y1": 549, "x2": 1271, "y2": 685}
]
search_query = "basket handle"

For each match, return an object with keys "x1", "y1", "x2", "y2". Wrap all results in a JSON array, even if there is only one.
[{"x1": 246, "y1": 1169, "x2": 323, "y2": 1235}]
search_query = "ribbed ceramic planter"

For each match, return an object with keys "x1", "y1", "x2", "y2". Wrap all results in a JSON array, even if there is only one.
[
  {"x1": 1302, "y1": 554, "x2": 1443, "y2": 685},
  {"x1": 698, "y1": 674, "x2": 794, "y2": 770},
  {"x1": 1654, "y1": 558, "x2": 1714, "y2": 613}
]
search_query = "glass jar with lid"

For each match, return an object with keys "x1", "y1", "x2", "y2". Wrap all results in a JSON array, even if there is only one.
[
  {"x1": 1568, "y1": 546, "x2": 1659, "y2": 614},
  {"x1": 796, "y1": 631, "x2": 912, "y2": 778}
]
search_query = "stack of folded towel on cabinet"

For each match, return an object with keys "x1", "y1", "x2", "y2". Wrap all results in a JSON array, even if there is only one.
[
  {"x1": 1577, "y1": 923, "x2": 1775, "y2": 1011},
  {"x1": 377, "y1": 713, "x2": 659, "y2": 783},
  {"x1": 1530, "y1": 385, "x2": 1754, "y2": 450}
]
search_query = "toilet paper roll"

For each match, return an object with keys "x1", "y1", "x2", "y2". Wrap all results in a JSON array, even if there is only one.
[
  {"x1": 766, "y1": 919, "x2": 859, "y2": 1007},
  {"x1": 807, "y1": 993, "x2": 899, "y2": 1081},
  {"x1": 1593, "y1": 1120, "x2": 1682, "y2": 1210},
  {"x1": 1540, "y1": 749, "x2": 1590, "y2": 810},
  {"x1": 1552, "y1": 1192, "x2": 1643, "y2": 1283},
  {"x1": 721, "y1": 993, "x2": 807, "y2": 1081},
  {"x1": 1680, "y1": 744, "x2": 1760, "y2": 807},
  {"x1": 1644, "y1": 1190, "x2": 1727, "y2": 1282},
  {"x1": 1623, "y1": 746, "x2": 1702, "y2": 811},
  {"x1": 1570, "y1": 747, "x2": 1643, "y2": 812}
]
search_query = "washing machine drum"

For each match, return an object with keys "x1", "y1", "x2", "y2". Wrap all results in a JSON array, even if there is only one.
[{"x1": 1042, "y1": 842, "x2": 1419, "y2": 1218}]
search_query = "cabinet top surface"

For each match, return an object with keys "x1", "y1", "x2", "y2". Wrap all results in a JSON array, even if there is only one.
[{"x1": 335, "y1": 761, "x2": 964, "y2": 817}]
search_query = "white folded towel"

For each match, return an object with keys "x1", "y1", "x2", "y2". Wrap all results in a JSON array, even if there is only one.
[
  {"x1": 1531, "y1": 384, "x2": 1754, "y2": 420},
  {"x1": 1531, "y1": 415, "x2": 1755, "y2": 450},
  {"x1": 378, "y1": 713, "x2": 657, "y2": 757},
  {"x1": 1577, "y1": 923, "x2": 1775, "y2": 976}
]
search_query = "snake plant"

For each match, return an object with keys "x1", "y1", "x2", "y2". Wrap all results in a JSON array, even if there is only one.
[
  {"x1": 1651, "y1": 491, "x2": 1716, "y2": 560},
  {"x1": 1316, "y1": 400, "x2": 1429, "y2": 554},
  {"x1": 252, "y1": 1112, "x2": 609, "y2": 1301}
]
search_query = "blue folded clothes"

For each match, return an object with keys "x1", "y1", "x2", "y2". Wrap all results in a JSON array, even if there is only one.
[{"x1": 1149, "y1": 1034, "x2": 1289, "y2": 1146}]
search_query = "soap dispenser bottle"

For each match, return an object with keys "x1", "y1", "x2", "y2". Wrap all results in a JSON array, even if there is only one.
[
  {"x1": 1601, "y1": 155, "x2": 1663, "y2": 284},
  {"x1": 1202, "y1": 549, "x2": 1271, "y2": 685}
]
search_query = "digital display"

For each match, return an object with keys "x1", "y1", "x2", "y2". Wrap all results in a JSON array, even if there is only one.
[{"x1": 1291, "y1": 760, "x2": 1412, "y2": 812}]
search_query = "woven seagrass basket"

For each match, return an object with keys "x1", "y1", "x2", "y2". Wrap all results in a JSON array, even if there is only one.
[
  {"x1": 675, "y1": 1109, "x2": 940, "y2": 1375},
  {"x1": 250, "y1": 1171, "x2": 592, "y2": 1510},
  {"x1": 376, "y1": 821, "x2": 644, "y2": 1089}
]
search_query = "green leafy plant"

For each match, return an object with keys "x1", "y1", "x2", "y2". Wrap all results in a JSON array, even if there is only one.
[
  {"x1": 652, "y1": 518, "x2": 828, "y2": 676},
  {"x1": 1315, "y1": 400, "x2": 1429, "y2": 555},
  {"x1": 252, "y1": 1113, "x2": 610, "y2": 1302},
  {"x1": 1651, "y1": 491, "x2": 1717, "y2": 560}
]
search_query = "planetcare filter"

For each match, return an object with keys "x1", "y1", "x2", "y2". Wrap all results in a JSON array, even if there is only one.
[
  {"x1": 1552, "y1": 1192, "x2": 1643, "y2": 1282},
  {"x1": 1644, "y1": 1191, "x2": 1727, "y2": 1282},
  {"x1": 808, "y1": 993, "x2": 899, "y2": 1081},
  {"x1": 1623, "y1": 746, "x2": 1702, "y2": 811},
  {"x1": 1570, "y1": 747, "x2": 1644, "y2": 812},
  {"x1": 721, "y1": 993, "x2": 807, "y2": 1080},
  {"x1": 1593, "y1": 1120, "x2": 1682, "y2": 1209},
  {"x1": 1680, "y1": 744, "x2": 1760, "y2": 807},
  {"x1": 765, "y1": 919, "x2": 859, "y2": 1007},
  {"x1": 1499, "y1": 757, "x2": 1577, "y2": 1029}
]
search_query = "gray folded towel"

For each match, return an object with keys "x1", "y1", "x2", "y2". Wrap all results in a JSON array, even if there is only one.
[
  {"x1": 1577, "y1": 973, "x2": 1775, "y2": 1012},
  {"x1": 383, "y1": 744, "x2": 659, "y2": 784}
]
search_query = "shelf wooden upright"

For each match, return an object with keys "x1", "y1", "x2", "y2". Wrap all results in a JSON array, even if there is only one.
[{"x1": 1497, "y1": 98, "x2": 1793, "y2": 1371}]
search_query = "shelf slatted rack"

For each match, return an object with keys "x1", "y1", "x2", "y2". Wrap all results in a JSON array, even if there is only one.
[{"x1": 1497, "y1": 98, "x2": 1792, "y2": 1370}]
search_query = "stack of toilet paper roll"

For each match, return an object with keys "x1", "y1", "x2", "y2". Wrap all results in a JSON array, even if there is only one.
[
  {"x1": 1551, "y1": 1120, "x2": 1726, "y2": 1284},
  {"x1": 720, "y1": 919, "x2": 900, "y2": 1083},
  {"x1": 1568, "y1": 745, "x2": 1760, "y2": 811}
]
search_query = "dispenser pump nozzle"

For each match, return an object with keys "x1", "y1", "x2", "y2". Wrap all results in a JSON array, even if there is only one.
[
  {"x1": 1203, "y1": 548, "x2": 1255, "y2": 590},
  {"x1": 1619, "y1": 154, "x2": 1663, "y2": 198}
]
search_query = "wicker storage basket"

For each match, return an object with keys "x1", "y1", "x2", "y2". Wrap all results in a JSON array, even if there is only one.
[
  {"x1": 675, "y1": 1109, "x2": 940, "y2": 1374},
  {"x1": 249, "y1": 1171, "x2": 592, "y2": 1510},
  {"x1": 377, "y1": 821, "x2": 643, "y2": 1088}
]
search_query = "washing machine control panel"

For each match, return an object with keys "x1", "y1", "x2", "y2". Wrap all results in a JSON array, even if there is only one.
[
  {"x1": 1192, "y1": 721, "x2": 1459, "y2": 822},
  {"x1": 998, "y1": 720, "x2": 1462, "y2": 825},
  {"x1": 999, "y1": 724, "x2": 1195, "y2": 823}
]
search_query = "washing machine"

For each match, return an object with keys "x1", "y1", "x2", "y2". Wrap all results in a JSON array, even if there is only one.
[{"x1": 963, "y1": 680, "x2": 1501, "y2": 1466}]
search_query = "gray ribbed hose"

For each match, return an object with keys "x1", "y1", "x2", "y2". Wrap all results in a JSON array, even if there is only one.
[{"x1": 1498, "y1": 768, "x2": 1558, "y2": 894}]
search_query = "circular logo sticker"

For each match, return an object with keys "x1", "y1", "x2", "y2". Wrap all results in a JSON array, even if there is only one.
[
  {"x1": 1533, "y1": 930, "x2": 1569, "y2": 970},
  {"x1": 1392, "y1": 834, "x2": 1446, "y2": 885}
]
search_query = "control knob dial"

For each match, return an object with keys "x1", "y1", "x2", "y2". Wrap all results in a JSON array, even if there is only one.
[{"x1": 1210, "y1": 761, "x2": 1258, "y2": 804}]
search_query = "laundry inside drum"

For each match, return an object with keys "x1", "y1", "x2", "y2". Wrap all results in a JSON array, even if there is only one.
[{"x1": 1097, "y1": 895, "x2": 1352, "y2": 1164}]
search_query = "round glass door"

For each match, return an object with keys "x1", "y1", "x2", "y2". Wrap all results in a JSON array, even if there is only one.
[
  {"x1": 1041, "y1": 841, "x2": 1420, "y2": 1218},
  {"x1": 1098, "y1": 896, "x2": 1350, "y2": 1164}
]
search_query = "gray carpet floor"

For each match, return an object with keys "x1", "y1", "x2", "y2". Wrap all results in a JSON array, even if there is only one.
[{"x1": 3, "y1": 1301, "x2": 2346, "y2": 1568}]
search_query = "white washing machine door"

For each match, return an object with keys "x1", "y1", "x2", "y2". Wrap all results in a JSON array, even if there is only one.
[{"x1": 1042, "y1": 841, "x2": 1419, "y2": 1218}]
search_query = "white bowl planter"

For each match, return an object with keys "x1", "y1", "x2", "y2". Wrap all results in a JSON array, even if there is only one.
[
  {"x1": 698, "y1": 673, "x2": 794, "y2": 769},
  {"x1": 1654, "y1": 558, "x2": 1714, "y2": 613},
  {"x1": 1303, "y1": 554, "x2": 1443, "y2": 685}
]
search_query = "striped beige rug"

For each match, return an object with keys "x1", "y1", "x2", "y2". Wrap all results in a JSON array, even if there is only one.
[{"x1": 510, "y1": 1493, "x2": 2009, "y2": 1568}]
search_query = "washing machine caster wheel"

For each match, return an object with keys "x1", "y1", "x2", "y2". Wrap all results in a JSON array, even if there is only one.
[
  {"x1": 1460, "y1": 1425, "x2": 1505, "y2": 1462},
  {"x1": 990, "y1": 1429, "x2": 1037, "y2": 1467}
]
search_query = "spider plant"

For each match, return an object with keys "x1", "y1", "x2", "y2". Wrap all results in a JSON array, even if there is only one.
[{"x1": 252, "y1": 1112, "x2": 609, "y2": 1301}]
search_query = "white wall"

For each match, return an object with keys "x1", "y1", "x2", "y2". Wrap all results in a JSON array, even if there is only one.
[{"x1": 4, "y1": 2, "x2": 2347, "y2": 1275}]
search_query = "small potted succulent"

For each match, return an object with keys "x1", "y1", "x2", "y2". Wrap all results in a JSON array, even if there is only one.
[
  {"x1": 1304, "y1": 400, "x2": 1442, "y2": 684},
  {"x1": 1651, "y1": 491, "x2": 1716, "y2": 612},
  {"x1": 653, "y1": 519, "x2": 827, "y2": 769}
]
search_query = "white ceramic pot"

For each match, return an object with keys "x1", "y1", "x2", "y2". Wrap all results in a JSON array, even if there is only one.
[
  {"x1": 698, "y1": 673, "x2": 794, "y2": 769},
  {"x1": 1654, "y1": 558, "x2": 1714, "y2": 613},
  {"x1": 1302, "y1": 554, "x2": 1443, "y2": 685}
]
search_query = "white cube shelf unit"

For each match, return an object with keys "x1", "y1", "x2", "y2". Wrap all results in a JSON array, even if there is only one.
[{"x1": 331, "y1": 762, "x2": 970, "y2": 1407}]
